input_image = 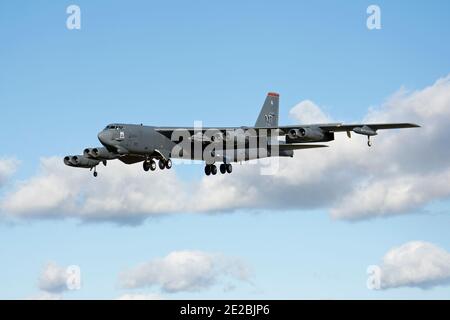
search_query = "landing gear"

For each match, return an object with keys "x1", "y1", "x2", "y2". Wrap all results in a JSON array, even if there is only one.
[
  {"x1": 204, "y1": 164, "x2": 217, "y2": 176},
  {"x1": 207, "y1": 163, "x2": 232, "y2": 176},
  {"x1": 150, "y1": 160, "x2": 156, "y2": 171},
  {"x1": 219, "y1": 163, "x2": 233, "y2": 174},
  {"x1": 144, "y1": 158, "x2": 170, "y2": 172},
  {"x1": 367, "y1": 136, "x2": 372, "y2": 147},
  {"x1": 92, "y1": 167, "x2": 98, "y2": 177},
  {"x1": 157, "y1": 159, "x2": 172, "y2": 170},
  {"x1": 143, "y1": 159, "x2": 157, "y2": 172}
]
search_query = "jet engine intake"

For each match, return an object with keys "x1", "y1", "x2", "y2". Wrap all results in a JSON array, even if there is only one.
[
  {"x1": 83, "y1": 147, "x2": 119, "y2": 160},
  {"x1": 286, "y1": 127, "x2": 325, "y2": 143},
  {"x1": 64, "y1": 155, "x2": 101, "y2": 168}
]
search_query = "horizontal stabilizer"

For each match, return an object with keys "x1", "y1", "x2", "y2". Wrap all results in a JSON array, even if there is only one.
[{"x1": 277, "y1": 144, "x2": 329, "y2": 150}]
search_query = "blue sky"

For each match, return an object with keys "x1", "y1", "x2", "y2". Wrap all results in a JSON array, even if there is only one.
[{"x1": 0, "y1": 0, "x2": 450, "y2": 299}]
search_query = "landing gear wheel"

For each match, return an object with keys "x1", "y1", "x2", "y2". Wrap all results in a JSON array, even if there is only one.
[
  {"x1": 158, "y1": 160, "x2": 166, "y2": 170},
  {"x1": 150, "y1": 160, "x2": 157, "y2": 171},
  {"x1": 165, "y1": 159, "x2": 172, "y2": 169},
  {"x1": 211, "y1": 165, "x2": 217, "y2": 175},
  {"x1": 143, "y1": 161, "x2": 150, "y2": 172},
  {"x1": 205, "y1": 165, "x2": 211, "y2": 176},
  {"x1": 93, "y1": 171, "x2": 98, "y2": 177},
  {"x1": 220, "y1": 164, "x2": 226, "y2": 174},
  {"x1": 367, "y1": 136, "x2": 372, "y2": 147},
  {"x1": 226, "y1": 164, "x2": 233, "y2": 174}
]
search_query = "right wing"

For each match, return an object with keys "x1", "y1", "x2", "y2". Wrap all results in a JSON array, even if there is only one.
[{"x1": 318, "y1": 123, "x2": 420, "y2": 132}]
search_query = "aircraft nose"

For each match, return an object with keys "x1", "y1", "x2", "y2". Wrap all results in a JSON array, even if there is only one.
[{"x1": 98, "y1": 130, "x2": 110, "y2": 145}]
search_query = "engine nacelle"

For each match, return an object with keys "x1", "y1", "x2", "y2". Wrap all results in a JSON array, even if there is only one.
[
  {"x1": 286, "y1": 127, "x2": 326, "y2": 143},
  {"x1": 64, "y1": 155, "x2": 101, "y2": 168},
  {"x1": 83, "y1": 147, "x2": 119, "y2": 160},
  {"x1": 353, "y1": 126, "x2": 377, "y2": 136}
]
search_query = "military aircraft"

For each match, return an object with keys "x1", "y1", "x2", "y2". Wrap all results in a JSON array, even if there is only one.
[{"x1": 64, "y1": 93, "x2": 420, "y2": 177}]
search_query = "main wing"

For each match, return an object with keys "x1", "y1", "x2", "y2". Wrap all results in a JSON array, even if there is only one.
[
  {"x1": 155, "y1": 123, "x2": 420, "y2": 139},
  {"x1": 319, "y1": 122, "x2": 420, "y2": 132},
  {"x1": 277, "y1": 123, "x2": 420, "y2": 135}
]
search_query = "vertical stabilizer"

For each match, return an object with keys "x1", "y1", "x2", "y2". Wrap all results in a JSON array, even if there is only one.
[{"x1": 255, "y1": 92, "x2": 279, "y2": 128}]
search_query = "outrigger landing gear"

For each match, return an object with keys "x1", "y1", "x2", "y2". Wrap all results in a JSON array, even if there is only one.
[
  {"x1": 367, "y1": 136, "x2": 372, "y2": 147},
  {"x1": 91, "y1": 166, "x2": 98, "y2": 177}
]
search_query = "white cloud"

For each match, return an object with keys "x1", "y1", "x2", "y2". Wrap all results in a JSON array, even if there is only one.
[
  {"x1": 119, "y1": 251, "x2": 251, "y2": 293},
  {"x1": 0, "y1": 157, "x2": 188, "y2": 222},
  {"x1": 289, "y1": 100, "x2": 331, "y2": 124},
  {"x1": 379, "y1": 241, "x2": 450, "y2": 289},
  {"x1": 1, "y1": 75, "x2": 450, "y2": 222},
  {"x1": 38, "y1": 262, "x2": 70, "y2": 293},
  {"x1": 0, "y1": 158, "x2": 19, "y2": 187},
  {"x1": 116, "y1": 293, "x2": 164, "y2": 300}
]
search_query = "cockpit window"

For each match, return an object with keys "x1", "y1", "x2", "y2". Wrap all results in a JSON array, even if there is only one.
[{"x1": 104, "y1": 125, "x2": 123, "y2": 130}]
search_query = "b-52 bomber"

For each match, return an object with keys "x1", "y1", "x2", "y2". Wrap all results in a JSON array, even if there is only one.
[{"x1": 64, "y1": 93, "x2": 420, "y2": 177}]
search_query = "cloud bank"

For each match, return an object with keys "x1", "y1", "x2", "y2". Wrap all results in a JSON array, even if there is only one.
[
  {"x1": 1, "y1": 75, "x2": 450, "y2": 223},
  {"x1": 379, "y1": 241, "x2": 450, "y2": 289},
  {"x1": 119, "y1": 250, "x2": 251, "y2": 293},
  {"x1": 0, "y1": 158, "x2": 18, "y2": 188}
]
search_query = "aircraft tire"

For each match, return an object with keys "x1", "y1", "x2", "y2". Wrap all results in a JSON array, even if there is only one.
[
  {"x1": 165, "y1": 159, "x2": 172, "y2": 169},
  {"x1": 226, "y1": 164, "x2": 232, "y2": 174},
  {"x1": 143, "y1": 161, "x2": 150, "y2": 172},
  {"x1": 211, "y1": 165, "x2": 217, "y2": 175},
  {"x1": 158, "y1": 160, "x2": 165, "y2": 170},
  {"x1": 150, "y1": 160, "x2": 157, "y2": 171},
  {"x1": 220, "y1": 164, "x2": 226, "y2": 174},
  {"x1": 205, "y1": 165, "x2": 211, "y2": 176}
]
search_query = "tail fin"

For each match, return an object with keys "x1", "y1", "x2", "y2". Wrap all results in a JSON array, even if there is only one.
[{"x1": 255, "y1": 92, "x2": 279, "y2": 128}]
